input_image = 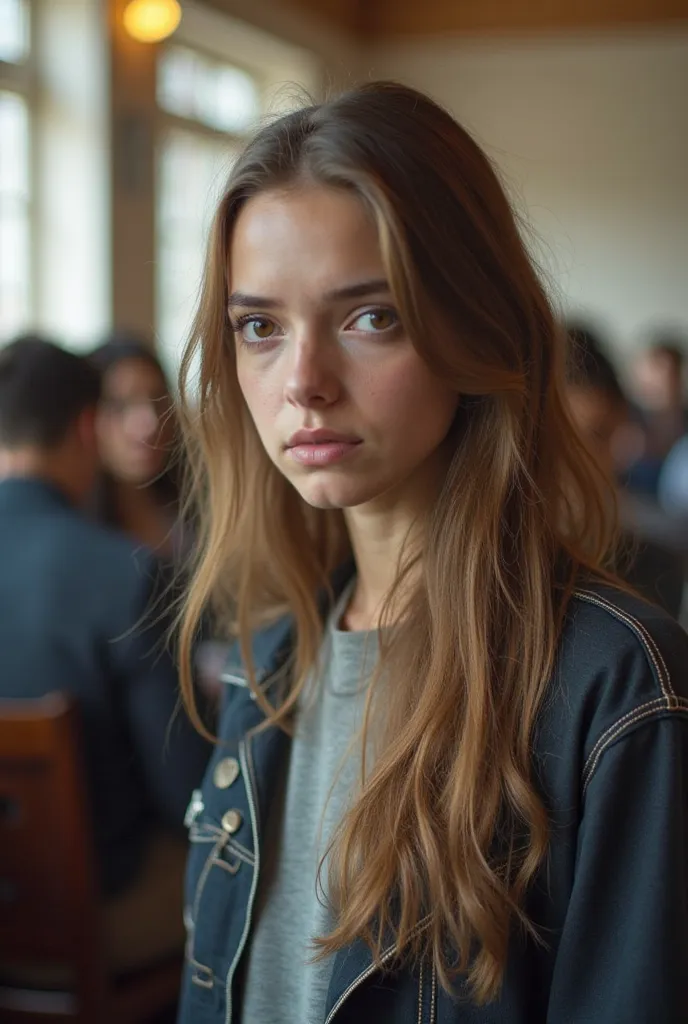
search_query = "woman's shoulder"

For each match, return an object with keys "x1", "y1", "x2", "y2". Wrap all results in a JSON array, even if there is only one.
[
  {"x1": 541, "y1": 582, "x2": 688, "y2": 791},
  {"x1": 563, "y1": 581, "x2": 688, "y2": 700}
]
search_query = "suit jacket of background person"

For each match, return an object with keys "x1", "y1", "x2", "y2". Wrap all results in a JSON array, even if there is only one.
[{"x1": 0, "y1": 477, "x2": 210, "y2": 896}]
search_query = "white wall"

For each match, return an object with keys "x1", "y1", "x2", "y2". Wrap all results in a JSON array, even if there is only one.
[{"x1": 366, "y1": 30, "x2": 688, "y2": 352}]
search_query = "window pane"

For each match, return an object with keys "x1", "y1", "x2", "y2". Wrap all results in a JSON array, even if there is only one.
[
  {"x1": 0, "y1": 0, "x2": 30, "y2": 64},
  {"x1": 157, "y1": 45, "x2": 260, "y2": 134},
  {"x1": 0, "y1": 90, "x2": 30, "y2": 341},
  {"x1": 156, "y1": 127, "x2": 239, "y2": 378}
]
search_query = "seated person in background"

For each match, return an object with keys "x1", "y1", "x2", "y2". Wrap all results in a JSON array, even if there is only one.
[
  {"x1": 0, "y1": 336, "x2": 210, "y2": 975},
  {"x1": 566, "y1": 326, "x2": 684, "y2": 618},
  {"x1": 658, "y1": 435, "x2": 688, "y2": 519},
  {"x1": 90, "y1": 332, "x2": 182, "y2": 564},
  {"x1": 626, "y1": 337, "x2": 688, "y2": 497}
]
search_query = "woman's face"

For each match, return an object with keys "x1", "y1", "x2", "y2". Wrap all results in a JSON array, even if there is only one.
[
  {"x1": 96, "y1": 357, "x2": 172, "y2": 485},
  {"x1": 229, "y1": 185, "x2": 460, "y2": 512}
]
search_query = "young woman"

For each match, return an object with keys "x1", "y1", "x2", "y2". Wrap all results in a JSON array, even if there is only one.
[
  {"x1": 90, "y1": 333, "x2": 181, "y2": 561},
  {"x1": 176, "y1": 83, "x2": 688, "y2": 1024}
]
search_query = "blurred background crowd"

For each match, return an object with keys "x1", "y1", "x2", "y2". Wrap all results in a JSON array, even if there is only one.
[{"x1": 0, "y1": 0, "x2": 686, "y2": 1019}]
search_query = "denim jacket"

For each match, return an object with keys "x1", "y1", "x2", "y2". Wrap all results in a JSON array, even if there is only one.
[{"x1": 178, "y1": 579, "x2": 688, "y2": 1024}]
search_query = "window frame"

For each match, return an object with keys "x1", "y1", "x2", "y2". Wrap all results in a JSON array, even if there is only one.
[
  {"x1": 0, "y1": 0, "x2": 36, "y2": 340},
  {"x1": 154, "y1": 34, "x2": 268, "y2": 378},
  {"x1": 156, "y1": 39, "x2": 268, "y2": 142}
]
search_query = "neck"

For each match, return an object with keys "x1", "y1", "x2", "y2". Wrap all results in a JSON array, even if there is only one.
[
  {"x1": 0, "y1": 448, "x2": 77, "y2": 505},
  {"x1": 342, "y1": 450, "x2": 448, "y2": 631},
  {"x1": 343, "y1": 506, "x2": 419, "y2": 631},
  {"x1": 113, "y1": 478, "x2": 173, "y2": 555}
]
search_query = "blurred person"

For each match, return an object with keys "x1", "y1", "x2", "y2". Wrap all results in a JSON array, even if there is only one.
[
  {"x1": 658, "y1": 435, "x2": 688, "y2": 517},
  {"x1": 566, "y1": 325, "x2": 643, "y2": 481},
  {"x1": 566, "y1": 326, "x2": 684, "y2": 617},
  {"x1": 175, "y1": 84, "x2": 688, "y2": 1024},
  {"x1": 0, "y1": 337, "x2": 210, "y2": 976},
  {"x1": 91, "y1": 335, "x2": 230, "y2": 698},
  {"x1": 626, "y1": 337, "x2": 688, "y2": 495},
  {"x1": 90, "y1": 332, "x2": 182, "y2": 562}
]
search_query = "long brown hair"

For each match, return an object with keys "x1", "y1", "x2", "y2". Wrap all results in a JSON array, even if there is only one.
[{"x1": 177, "y1": 82, "x2": 617, "y2": 1002}]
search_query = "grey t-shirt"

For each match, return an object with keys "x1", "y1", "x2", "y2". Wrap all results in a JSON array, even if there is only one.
[{"x1": 240, "y1": 590, "x2": 377, "y2": 1024}]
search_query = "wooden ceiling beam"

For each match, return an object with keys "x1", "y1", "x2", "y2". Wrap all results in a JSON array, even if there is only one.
[
  {"x1": 362, "y1": 0, "x2": 688, "y2": 39},
  {"x1": 277, "y1": 0, "x2": 363, "y2": 35}
]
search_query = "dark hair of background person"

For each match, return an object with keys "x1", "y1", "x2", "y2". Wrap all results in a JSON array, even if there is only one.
[
  {"x1": 566, "y1": 324, "x2": 685, "y2": 618},
  {"x1": 0, "y1": 334, "x2": 101, "y2": 447},
  {"x1": 89, "y1": 330, "x2": 181, "y2": 529},
  {"x1": 566, "y1": 323, "x2": 626, "y2": 406}
]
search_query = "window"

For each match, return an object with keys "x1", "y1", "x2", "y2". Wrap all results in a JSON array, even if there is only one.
[
  {"x1": 0, "y1": 0, "x2": 30, "y2": 64},
  {"x1": 155, "y1": 5, "x2": 320, "y2": 380},
  {"x1": 156, "y1": 44, "x2": 262, "y2": 380},
  {"x1": 158, "y1": 44, "x2": 261, "y2": 136},
  {"x1": 0, "y1": 91, "x2": 30, "y2": 340},
  {"x1": 157, "y1": 125, "x2": 238, "y2": 382},
  {"x1": 0, "y1": 0, "x2": 31, "y2": 342}
]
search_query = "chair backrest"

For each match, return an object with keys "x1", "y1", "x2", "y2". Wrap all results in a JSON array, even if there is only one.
[{"x1": 0, "y1": 694, "x2": 105, "y2": 989}]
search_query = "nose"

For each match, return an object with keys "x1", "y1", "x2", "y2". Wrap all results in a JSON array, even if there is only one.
[
  {"x1": 283, "y1": 332, "x2": 341, "y2": 409},
  {"x1": 125, "y1": 401, "x2": 161, "y2": 443}
]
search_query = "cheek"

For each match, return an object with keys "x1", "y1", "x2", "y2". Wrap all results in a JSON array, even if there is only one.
[
  {"x1": 95, "y1": 416, "x2": 118, "y2": 454},
  {"x1": 365, "y1": 360, "x2": 458, "y2": 442},
  {"x1": 236, "y1": 363, "x2": 282, "y2": 437}
]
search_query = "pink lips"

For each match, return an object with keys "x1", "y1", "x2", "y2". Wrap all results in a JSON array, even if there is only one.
[{"x1": 285, "y1": 428, "x2": 362, "y2": 467}]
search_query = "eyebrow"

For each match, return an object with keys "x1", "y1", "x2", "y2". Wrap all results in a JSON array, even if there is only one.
[{"x1": 227, "y1": 278, "x2": 391, "y2": 310}]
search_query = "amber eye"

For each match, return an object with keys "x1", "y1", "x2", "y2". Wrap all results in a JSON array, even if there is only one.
[
  {"x1": 349, "y1": 308, "x2": 399, "y2": 333},
  {"x1": 242, "y1": 317, "x2": 276, "y2": 342},
  {"x1": 368, "y1": 310, "x2": 394, "y2": 330}
]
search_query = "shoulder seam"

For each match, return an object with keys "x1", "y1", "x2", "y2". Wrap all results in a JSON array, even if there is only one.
[
  {"x1": 582, "y1": 700, "x2": 688, "y2": 791},
  {"x1": 573, "y1": 589, "x2": 683, "y2": 790},
  {"x1": 574, "y1": 589, "x2": 675, "y2": 703}
]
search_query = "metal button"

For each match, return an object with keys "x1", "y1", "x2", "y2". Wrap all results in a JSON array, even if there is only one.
[
  {"x1": 213, "y1": 756, "x2": 240, "y2": 790},
  {"x1": 221, "y1": 809, "x2": 242, "y2": 834}
]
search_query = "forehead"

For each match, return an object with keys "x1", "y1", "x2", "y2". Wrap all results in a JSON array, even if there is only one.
[
  {"x1": 104, "y1": 358, "x2": 166, "y2": 396},
  {"x1": 229, "y1": 186, "x2": 385, "y2": 297}
]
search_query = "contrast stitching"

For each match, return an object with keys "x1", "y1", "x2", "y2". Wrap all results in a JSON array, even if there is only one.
[
  {"x1": 584, "y1": 694, "x2": 688, "y2": 777},
  {"x1": 417, "y1": 959, "x2": 424, "y2": 1024},
  {"x1": 191, "y1": 837, "x2": 224, "y2": 928},
  {"x1": 583, "y1": 704, "x2": 688, "y2": 791},
  {"x1": 226, "y1": 837, "x2": 255, "y2": 866},
  {"x1": 583, "y1": 697, "x2": 667, "y2": 776},
  {"x1": 189, "y1": 824, "x2": 256, "y2": 866},
  {"x1": 189, "y1": 959, "x2": 215, "y2": 989},
  {"x1": 324, "y1": 915, "x2": 432, "y2": 1024},
  {"x1": 211, "y1": 853, "x2": 240, "y2": 876},
  {"x1": 430, "y1": 960, "x2": 437, "y2": 1024},
  {"x1": 575, "y1": 590, "x2": 673, "y2": 702},
  {"x1": 224, "y1": 734, "x2": 262, "y2": 1024},
  {"x1": 188, "y1": 832, "x2": 218, "y2": 845}
]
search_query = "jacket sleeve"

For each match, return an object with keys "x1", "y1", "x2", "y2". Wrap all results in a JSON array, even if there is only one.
[
  {"x1": 547, "y1": 714, "x2": 688, "y2": 1023},
  {"x1": 113, "y1": 552, "x2": 212, "y2": 828}
]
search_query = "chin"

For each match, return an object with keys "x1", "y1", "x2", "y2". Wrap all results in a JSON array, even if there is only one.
[{"x1": 292, "y1": 475, "x2": 385, "y2": 511}]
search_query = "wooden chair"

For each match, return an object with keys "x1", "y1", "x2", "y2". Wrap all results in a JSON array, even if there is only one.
[{"x1": 0, "y1": 694, "x2": 182, "y2": 1023}]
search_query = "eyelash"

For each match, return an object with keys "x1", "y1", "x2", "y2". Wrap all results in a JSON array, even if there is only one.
[
  {"x1": 229, "y1": 305, "x2": 401, "y2": 350},
  {"x1": 229, "y1": 314, "x2": 280, "y2": 350}
]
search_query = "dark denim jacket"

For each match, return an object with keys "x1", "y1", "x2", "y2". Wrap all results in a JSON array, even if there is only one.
[{"x1": 178, "y1": 581, "x2": 688, "y2": 1024}]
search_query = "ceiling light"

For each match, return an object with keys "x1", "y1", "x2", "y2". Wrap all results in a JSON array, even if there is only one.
[{"x1": 123, "y1": 0, "x2": 182, "y2": 44}]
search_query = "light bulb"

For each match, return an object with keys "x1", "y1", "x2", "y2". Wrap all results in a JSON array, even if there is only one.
[{"x1": 123, "y1": 0, "x2": 182, "y2": 44}]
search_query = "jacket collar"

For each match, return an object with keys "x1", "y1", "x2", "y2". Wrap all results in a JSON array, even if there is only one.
[{"x1": 222, "y1": 557, "x2": 356, "y2": 687}]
